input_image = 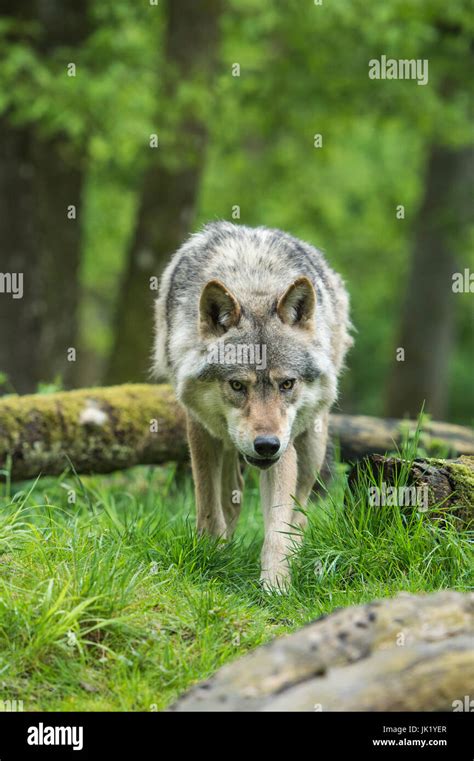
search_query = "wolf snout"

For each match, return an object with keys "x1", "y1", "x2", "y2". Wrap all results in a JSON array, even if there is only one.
[{"x1": 253, "y1": 435, "x2": 280, "y2": 458}]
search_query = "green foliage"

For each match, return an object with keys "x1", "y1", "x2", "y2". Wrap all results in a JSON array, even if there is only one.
[{"x1": 35, "y1": 378, "x2": 63, "y2": 396}]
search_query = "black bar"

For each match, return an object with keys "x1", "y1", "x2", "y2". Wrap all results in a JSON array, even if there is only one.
[{"x1": 0, "y1": 711, "x2": 471, "y2": 759}]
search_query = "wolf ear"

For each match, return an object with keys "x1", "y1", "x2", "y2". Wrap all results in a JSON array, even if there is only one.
[
  {"x1": 277, "y1": 276, "x2": 316, "y2": 328},
  {"x1": 199, "y1": 279, "x2": 241, "y2": 337}
]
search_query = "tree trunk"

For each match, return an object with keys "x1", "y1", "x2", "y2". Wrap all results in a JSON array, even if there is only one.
[
  {"x1": 170, "y1": 590, "x2": 474, "y2": 711},
  {"x1": 105, "y1": 0, "x2": 223, "y2": 385},
  {"x1": 0, "y1": 1, "x2": 90, "y2": 394},
  {"x1": 385, "y1": 144, "x2": 474, "y2": 419},
  {"x1": 0, "y1": 384, "x2": 473, "y2": 482}
]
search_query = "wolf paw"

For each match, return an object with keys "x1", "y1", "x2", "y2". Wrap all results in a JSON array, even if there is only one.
[{"x1": 259, "y1": 569, "x2": 291, "y2": 594}]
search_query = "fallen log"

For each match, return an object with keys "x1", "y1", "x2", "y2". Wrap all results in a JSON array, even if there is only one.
[
  {"x1": 330, "y1": 413, "x2": 474, "y2": 461},
  {"x1": 0, "y1": 384, "x2": 188, "y2": 482},
  {"x1": 0, "y1": 384, "x2": 472, "y2": 481},
  {"x1": 348, "y1": 454, "x2": 474, "y2": 524},
  {"x1": 170, "y1": 590, "x2": 474, "y2": 711}
]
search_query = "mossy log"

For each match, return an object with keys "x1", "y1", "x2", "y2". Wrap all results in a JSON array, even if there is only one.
[
  {"x1": 348, "y1": 454, "x2": 474, "y2": 524},
  {"x1": 0, "y1": 384, "x2": 188, "y2": 481},
  {"x1": 0, "y1": 384, "x2": 473, "y2": 482},
  {"x1": 170, "y1": 591, "x2": 474, "y2": 711}
]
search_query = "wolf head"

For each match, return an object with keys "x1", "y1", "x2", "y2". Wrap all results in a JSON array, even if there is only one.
[{"x1": 182, "y1": 277, "x2": 337, "y2": 469}]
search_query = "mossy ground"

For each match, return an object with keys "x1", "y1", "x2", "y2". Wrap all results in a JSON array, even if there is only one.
[{"x1": 0, "y1": 447, "x2": 472, "y2": 712}]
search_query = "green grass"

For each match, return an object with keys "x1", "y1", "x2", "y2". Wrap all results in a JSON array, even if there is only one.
[{"x1": 0, "y1": 447, "x2": 472, "y2": 711}]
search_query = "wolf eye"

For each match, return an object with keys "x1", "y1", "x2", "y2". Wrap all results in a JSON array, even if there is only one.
[
  {"x1": 279, "y1": 379, "x2": 295, "y2": 391},
  {"x1": 229, "y1": 380, "x2": 245, "y2": 392}
]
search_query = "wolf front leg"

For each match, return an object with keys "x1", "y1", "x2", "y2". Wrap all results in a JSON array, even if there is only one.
[
  {"x1": 259, "y1": 444, "x2": 298, "y2": 592},
  {"x1": 221, "y1": 450, "x2": 244, "y2": 537},
  {"x1": 186, "y1": 415, "x2": 227, "y2": 538},
  {"x1": 293, "y1": 411, "x2": 330, "y2": 528}
]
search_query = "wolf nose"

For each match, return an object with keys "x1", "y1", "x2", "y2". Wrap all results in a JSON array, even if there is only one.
[{"x1": 253, "y1": 436, "x2": 280, "y2": 457}]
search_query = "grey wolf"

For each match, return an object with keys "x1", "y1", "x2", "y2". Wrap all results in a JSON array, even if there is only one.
[{"x1": 154, "y1": 222, "x2": 352, "y2": 590}]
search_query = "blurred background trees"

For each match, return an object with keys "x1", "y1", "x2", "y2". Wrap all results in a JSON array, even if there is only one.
[
  {"x1": 0, "y1": 0, "x2": 472, "y2": 423},
  {"x1": 0, "y1": 0, "x2": 91, "y2": 393},
  {"x1": 105, "y1": 0, "x2": 223, "y2": 384}
]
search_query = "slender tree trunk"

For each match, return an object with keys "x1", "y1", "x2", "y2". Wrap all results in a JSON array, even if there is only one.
[
  {"x1": 0, "y1": 1, "x2": 90, "y2": 394},
  {"x1": 105, "y1": 0, "x2": 223, "y2": 384},
  {"x1": 385, "y1": 144, "x2": 473, "y2": 419}
]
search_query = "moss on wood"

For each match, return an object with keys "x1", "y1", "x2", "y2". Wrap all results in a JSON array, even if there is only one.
[{"x1": 0, "y1": 384, "x2": 187, "y2": 481}]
